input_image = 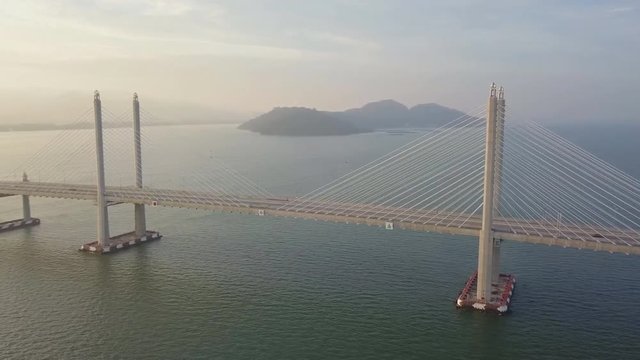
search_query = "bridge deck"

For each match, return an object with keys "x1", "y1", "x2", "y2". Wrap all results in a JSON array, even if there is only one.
[{"x1": 1, "y1": 180, "x2": 639, "y2": 255}]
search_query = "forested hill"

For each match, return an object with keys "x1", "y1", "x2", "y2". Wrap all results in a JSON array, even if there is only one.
[{"x1": 239, "y1": 100, "x2": 476, "y2": 136}]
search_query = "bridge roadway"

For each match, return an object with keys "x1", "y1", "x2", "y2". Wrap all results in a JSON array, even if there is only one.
[{"x1": 1, "y1": 180, "x2": 639, "y2": 255}]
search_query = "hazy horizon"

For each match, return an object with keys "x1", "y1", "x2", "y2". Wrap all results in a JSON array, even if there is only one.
[{"x1": 1, "y1": 0, "x2": 638, "y2": 125}]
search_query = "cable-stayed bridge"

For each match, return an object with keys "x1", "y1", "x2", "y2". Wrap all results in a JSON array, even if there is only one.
[
  {"x1": 2, "y1": 85, "x2": 640, "y2": 312},
  {"x1": 1, "y1": 181, "x2": 638, "y2": 253}
]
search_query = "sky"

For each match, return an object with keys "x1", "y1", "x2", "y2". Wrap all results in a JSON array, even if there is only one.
[{"x1": 0, "y1": 0, "x2": 638, "y2": 124}]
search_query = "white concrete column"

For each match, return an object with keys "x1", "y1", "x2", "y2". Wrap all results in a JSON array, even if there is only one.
[
  {"x1": 477, "y1": 83, "x2": 498, "y2": 301},
  {"x1": 133, "y1": 93, "x2": 146, "y2": 237},
  {"x1": 491, "y1": 87, "x2": 506, "y2": 283},
  {"x1": 491, "y1": 238, "x2": 501, "y2": 282},
  {"x1": 494, "y1": 87, "x2": 506, "y2": 215},
  {"x1": 94, "y1": 91, "x2": 110, "y2": 246},
  {"x1": 21, "y1": 172, "x2": 31, "y2": 221}
]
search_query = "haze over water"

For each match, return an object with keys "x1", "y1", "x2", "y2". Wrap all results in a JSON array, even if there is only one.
[{"x1": 1, "y1": 124, "x2": 639, "y2": 359}]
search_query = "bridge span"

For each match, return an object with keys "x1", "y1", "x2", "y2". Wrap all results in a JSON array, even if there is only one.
[{"x1": 1, "y1": 180, "x2": 638, "y2": 256}]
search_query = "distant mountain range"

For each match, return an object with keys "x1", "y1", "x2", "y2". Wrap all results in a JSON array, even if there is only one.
[{"x1": 239, "y1": 99, "x2": 478, "y2": 136}]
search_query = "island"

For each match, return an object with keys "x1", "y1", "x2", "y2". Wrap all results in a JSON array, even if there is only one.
[
  {"x1": 238, "y1": 107, "x2": 368, "y2": 136},
  {"x1": 239, "y1": 100, "x2": 478, "y2": 136}
]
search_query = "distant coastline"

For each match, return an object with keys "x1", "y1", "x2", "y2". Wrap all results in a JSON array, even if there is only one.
[{"x1": 0, "y1": 120, "x2": 239, "y2": 133}]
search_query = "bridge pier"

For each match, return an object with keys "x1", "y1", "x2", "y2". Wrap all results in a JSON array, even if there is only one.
[
  {"x1": 22, "y1": 173, "x2": 31, "y2": 221},
  {"x1": 0, "y1": 173, "x2": 40, "y2": 233},
  {"x1": 491, "y1": 238, "x2": 501, "y2": 282},
  {"x1": 491, "y1": 90, "x2": 506, "y2": 285},
  {"x1": 456, "y1": 84, "x2": 515, "y2": 313},
  {"x1": 22, "y1": 194, "x2": 31, "y2": 221},
  {"x1": 80, "y1": 92, "x2": 160, "y2": 254},
  {"x1": 94, "y1": 90, "x2": 110, "y2": 247}
]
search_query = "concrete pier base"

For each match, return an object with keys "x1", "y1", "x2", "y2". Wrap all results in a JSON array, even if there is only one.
[
  {"x1": 79, "y1": 230, "x2": 161, "y2": 254},
  {"x1": 0, "y1": 218, "x2": 40, "y2": 233},
  {"x1": 456, "y1": 271, "x2": 516, "y2": 314}
]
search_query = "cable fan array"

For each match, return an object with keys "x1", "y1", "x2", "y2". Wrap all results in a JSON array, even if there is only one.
[
  {"x1": 0, "y1": 108, "x2": 97, "y2": 184},
  {"x1": 0, "y1": 101, "x2": 272, "y2": 209},
  {"x1": 134, "y1": 107, "x2": 273, "y2": 204},
  {"x1": 497, "y1": 106, "x2": 640, "y2": 246},
  {"x1": 279, "y1": 105, "x2": 489, "y2": 229}
]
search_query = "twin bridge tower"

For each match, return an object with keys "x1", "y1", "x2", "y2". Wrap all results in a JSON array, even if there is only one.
[{"x1": 82, "y1": 91, "x2": 162, "y2": 253}]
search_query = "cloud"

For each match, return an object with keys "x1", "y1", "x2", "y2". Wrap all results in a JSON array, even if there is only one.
[
  {"x1": 0, "y1": 1, "x2": 324, "y2": 62},
  {"x1": 95, "y1": 0, "x2": 196, "y2": 16},
  {"x1": 141, "y1": 0, "x2": 194, "y2": 16},
  {"x1": 308, "y1": 32, "x2": 380, "y2": 51},
  {"x1": 607, "y1": 6, "x2": 634, "y2": 14}
]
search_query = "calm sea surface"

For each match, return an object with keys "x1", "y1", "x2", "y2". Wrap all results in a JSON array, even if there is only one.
[{"x1": 1, "y1": 124, "x2": 639, "y2": 359}]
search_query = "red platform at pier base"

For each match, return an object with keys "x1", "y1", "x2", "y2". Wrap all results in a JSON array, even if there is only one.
[
  {"x1": 455, "y1": 271, "x2": 516, "y2": 314},
  {"x1": 79, "y1": 230, "x2": 161, "y2": 254}
]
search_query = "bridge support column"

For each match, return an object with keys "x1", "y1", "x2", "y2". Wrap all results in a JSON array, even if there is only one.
[
  {"x1": 22, "y1": 195, "x2": 31, "y2": 221},
  {"x1": 456, "y1": 84, "x2": 515, "y2": 313},
  {"x1": 491, "y1": 87, "x2": 506, "y2": 284},
  {"x1": 94, "y1": 91, "x2": 110, "y2": 247},
  {"x1": 80, "y1": 91, "x2": 112, "y2": 253},
  {"x1": 491, "y1": 239, "x2": 501, "y2": 282},
  {"x1": 133, "y1": 93, "x2": 147, "y2": 238},
  {"x1": 476, "y1": 83, "x2": 498, "y2": 303},
  {"x1": 22, "y1": 172, "x2": 31, "y2": 221},
  {"x1": 135, "y1": 204, "x2": 146, "y2": 238},
  {"x1": 0, "y1": 172, "x2": 41, "y2": 233}
]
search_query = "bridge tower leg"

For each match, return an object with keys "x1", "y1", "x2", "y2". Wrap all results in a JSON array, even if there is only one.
[
  {"x1": 93, "y1": 91, "x2": 111, "y2": 247},
  {"x1": 22, "y1": 172, "x2": 31, "y2": 221},
  {"x1": 132, "y1": 93, "x2": 146, "y2": 238},
  {"x1": 492, "y1": 87, "x2": 506, "y2": 283},
  {"x1": 476, "y1": 83, "x2": 499, "y2": 302}
]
